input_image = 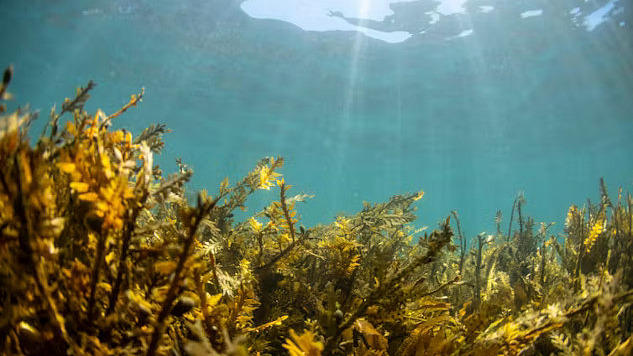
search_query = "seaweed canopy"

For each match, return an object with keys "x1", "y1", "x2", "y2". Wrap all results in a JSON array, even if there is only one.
[
  {"x1": 0, "y1": 68, "x2": 251, "y2": 355},
  {"x1": 0, "y1": 67, "x2": 452, "y2": 355},
  {"x1": 1, "y1": 66, "x2": 633, "y2": 356},
  {"x1": 439, "y1": 187, "x2": 633, "y2": 356}
]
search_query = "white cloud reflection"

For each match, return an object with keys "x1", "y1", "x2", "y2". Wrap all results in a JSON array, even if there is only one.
[
  {"x1": 240, "y1": 0, "x2": 622, "y2": 43},
  {"x1": 240, "y1": 0, "x2": 471, "y2": 43},
  {"x1": 520, "y1": 9, "x2": 543, "y2": 18},
  {"x1": 584, "y1": 0, "x2": 616, "y2": 31}
]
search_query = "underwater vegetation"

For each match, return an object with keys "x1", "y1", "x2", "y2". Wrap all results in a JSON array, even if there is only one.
[{"x1": 1, "y1": 66, "x2": 633, "y2": 356}]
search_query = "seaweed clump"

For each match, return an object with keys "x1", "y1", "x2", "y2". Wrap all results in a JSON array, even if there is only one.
[{"x1": 1, "y1": 68, "x2": 633, "y2": 356}]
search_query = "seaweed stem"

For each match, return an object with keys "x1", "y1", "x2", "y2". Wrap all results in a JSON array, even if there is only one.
[
  {"x1": 573, "y1": 210, "x2": 586, "y2": 291},
  {"x1": 0, "y1": 66, "x2": 12, "y2": 101},
  {"x1": 473, "y1": 233, "x2": 485, "y2": 310},
  {"x1": 106, "y1": 188, "x2": 149, "y2": 315},
  {"x1": 102, "y1": 87, "x2": 144, "y2": 128},
  {"x1": 87, "y1": 229, "x2": 107, "y2": 321},
  {"x1": 146, "y1": 194, "x2": 217, "y2": 356},
  {"x1": 539, "y1": 239, "x2": 547, "y2": 286},
  {"x1": 279, "y1": 181, "x2": 296, "y2": 243},
  {"x1": 507, "y1": 195, "x2": 518, "y2": 242},
  {"x1": 420, "y1": 275, "x2": 460, "y2": 298},
  {"x1": 451, "y1": 210, "x2": 466, "y2": 277}
]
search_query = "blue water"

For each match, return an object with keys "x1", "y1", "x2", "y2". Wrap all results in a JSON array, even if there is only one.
[{"x1": 1, "y1": 0, "x2": 632, "y2": 237}]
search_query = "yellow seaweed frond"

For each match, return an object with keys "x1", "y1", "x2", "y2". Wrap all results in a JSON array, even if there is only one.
[
  {"x1": 243, "y1": 315, "x2": 288, "y2": 333},
  {"x1": 283, "y1": 329, "x2": 323, "y2": 356},
  {"x1": 585, "y1": 214, "x2": 606, "y2": 253},
  {"x1": 354, "y1": 318, "x2": 389, "y2": 351},
  {"x1": 249, "y1": 217, "x2": 264, "y2": 233},
  {"x1": 565, "y1": 205, "x2": 578, "y2": 228},
  {"x1": 258, "y1": 159, "x2": 282, "y2": 190},
  {"x1": 413, "y1": 190, "x2": 424, "y2": 201},
  {"x1": 346, "y1": 254, "x2": 361, "y2": 275}
]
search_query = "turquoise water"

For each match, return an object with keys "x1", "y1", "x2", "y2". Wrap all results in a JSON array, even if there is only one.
[{"x1": 1, "y1": 0, "x2": 632, "y2": 236}]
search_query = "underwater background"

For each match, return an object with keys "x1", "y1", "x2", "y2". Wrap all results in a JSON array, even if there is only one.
[{"x1": 1, "y1": 0, "x2": 632, "y2": 236}]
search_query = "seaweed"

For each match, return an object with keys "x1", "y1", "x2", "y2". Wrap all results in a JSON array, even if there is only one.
[{"x1": 1, "y1": 68, "x2": 633, "y2": 356}]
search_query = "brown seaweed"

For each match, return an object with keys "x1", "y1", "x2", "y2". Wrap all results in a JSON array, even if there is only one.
[{"x1": 1, "y1": 69, "x2": 632, "y2": 355}]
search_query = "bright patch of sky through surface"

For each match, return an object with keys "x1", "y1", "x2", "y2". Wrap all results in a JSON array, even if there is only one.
[{"x1": 241, "y1": 0, "x2": 624, "y2": 42}]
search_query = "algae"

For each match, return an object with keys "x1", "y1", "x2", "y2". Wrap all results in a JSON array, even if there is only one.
[{"x1": 1, "y1": 68, "x2": 632, "y2": 355}]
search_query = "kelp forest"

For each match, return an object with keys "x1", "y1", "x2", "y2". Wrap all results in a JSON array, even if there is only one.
[{"x1": 1, "y1": 67, "x2": 633, "y2": 355}]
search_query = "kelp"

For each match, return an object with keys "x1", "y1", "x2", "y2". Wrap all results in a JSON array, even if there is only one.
[{"x1": 1, "y1": 68, "x2": 633, "y2": 356}]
